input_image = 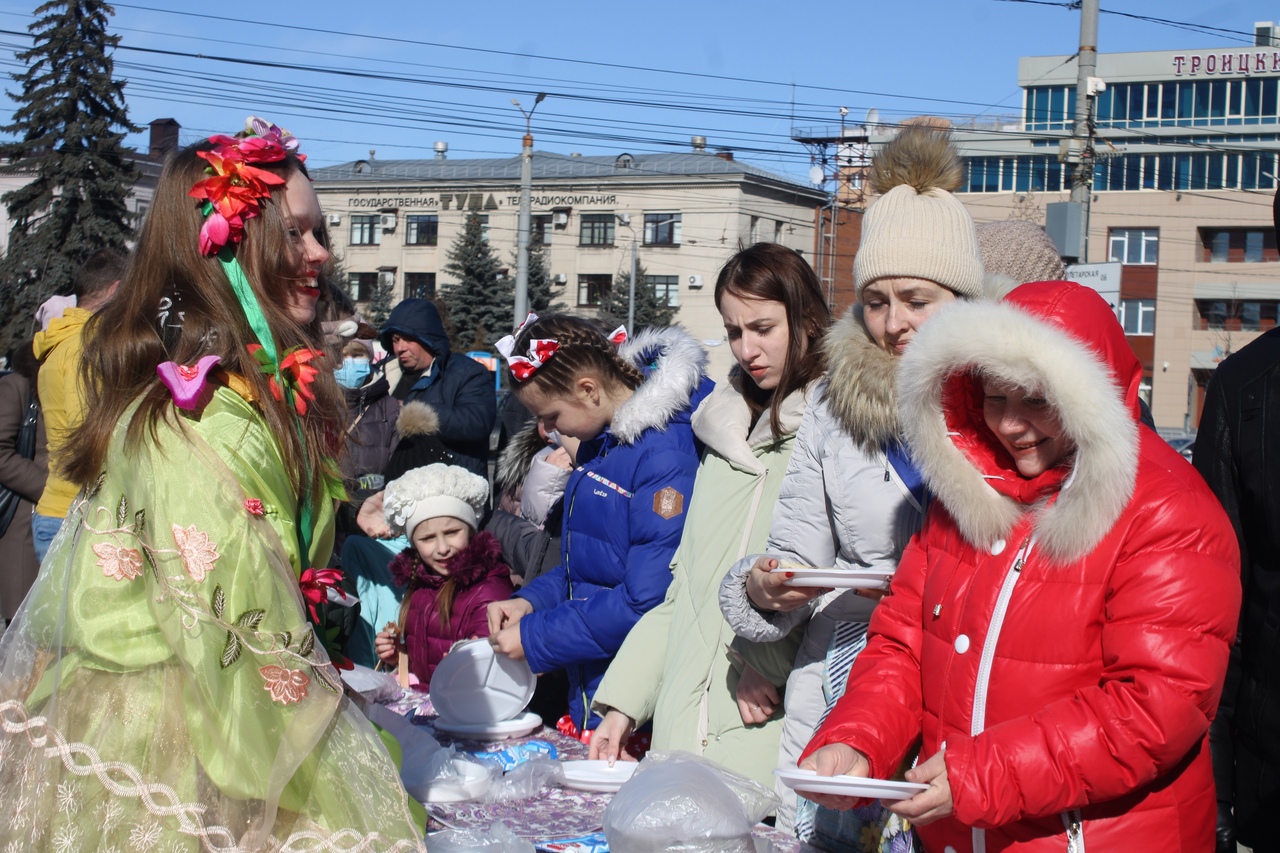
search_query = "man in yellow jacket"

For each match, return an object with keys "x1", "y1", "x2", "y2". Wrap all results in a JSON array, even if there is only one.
[{"x1": 31, "y1": 250, "x2": 124, "y2": 562}]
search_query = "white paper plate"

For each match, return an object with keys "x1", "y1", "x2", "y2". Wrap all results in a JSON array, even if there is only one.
[
  {"x1": 780, "y1": 567, "x2": 894, "y2": 589},
  {"x1": 432, "y1": 710, "x2": 543, "y2": 740},
  {"x1": 773, "y1": 767, "x2": 927, "y2": 799},
  {"x1": 558, "y1": 759, "x2": 639, "y2": 793},
  {"x1": 430, "y1": 638, "x2": 536, "y2": 725}
]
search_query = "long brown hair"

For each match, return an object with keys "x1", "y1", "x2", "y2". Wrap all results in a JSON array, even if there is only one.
[
  {"x1": 714, "y1": 243, "x2": 831, "y2": 435},
  {"x1": 507, "y1": 314, "x2": 644, "y2": 399},
  {"x1": 65, "y1": 139, "x2": 344, "y2": 498}
]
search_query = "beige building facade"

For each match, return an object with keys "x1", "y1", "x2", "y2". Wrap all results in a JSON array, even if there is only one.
[
  {"x1": 311, "y1": 149, "x2": 825, "y2": 381},
  {"x1": 870, "y1": 32, "x2": 1280, "y2": 430}
]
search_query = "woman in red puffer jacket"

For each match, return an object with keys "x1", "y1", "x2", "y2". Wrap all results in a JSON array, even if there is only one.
[{"x1": 800, "y1": 280, "x2": 1240, "y2": 852}]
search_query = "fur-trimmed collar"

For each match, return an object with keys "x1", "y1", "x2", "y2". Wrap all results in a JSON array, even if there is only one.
[
  {"x1": 610, "y1": 326, "x2": 709, "y2": 445},
  {"x1": 691, "y1": 372, "x2": 807, "y2": 474},
  {"x1": 495, "y1": 422, "x2": 550, "y2": 497},
  {"x1": 820, "y1": 306, "x2": 900, "y2": 453},
  {"x1": 897, "y1": 295, "x2": 1139, "y2": 564},
  {"x1": 389, "y1": 530, "x2": 506, "y2": 590}
]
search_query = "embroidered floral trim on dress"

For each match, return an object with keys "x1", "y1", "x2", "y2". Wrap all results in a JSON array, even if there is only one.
[
  {"x1": 92, "y1": 542, "x2": 144, "y2": 582},
  {"x1": 260, "y1": 665, "x2": 311, "y2": 704},
  {"x1": 171, "y1": 524, "x2": 220, "y2": 582},
  {"x1": 82, "y1": 499, "x2": 339, "y2": 708},
  {"x1": 0, "y1": 700, "x2": 426, "y2": 852}
]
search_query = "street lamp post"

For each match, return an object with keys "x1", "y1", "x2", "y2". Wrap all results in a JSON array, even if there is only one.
[
  {"x1": 616, "y1": 214, "x2": 681, "y2": 332},
  {"x1": 512, "y1": 93, "x2": 546, "y2": 327},
  {"x1": 616, "y1": 214, "x2": 639, "y2": 333}
]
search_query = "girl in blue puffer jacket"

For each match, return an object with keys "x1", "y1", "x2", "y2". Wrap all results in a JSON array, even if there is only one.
[{"x1": 487, "y1": 313, "x2": 712, "y2": 748}]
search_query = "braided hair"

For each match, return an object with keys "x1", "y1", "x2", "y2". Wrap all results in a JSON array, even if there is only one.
[{"x1": 507, "y1": 314, "x2": 643, "y2": 397}]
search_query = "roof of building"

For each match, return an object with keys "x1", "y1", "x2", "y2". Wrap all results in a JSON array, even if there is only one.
[{"x1": 311, "y1": 150, "x2": 821, "y2": 194}]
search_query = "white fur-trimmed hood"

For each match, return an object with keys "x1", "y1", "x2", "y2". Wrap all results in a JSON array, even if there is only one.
[
  {"x1": 611, "y1": 326, "x2": 709, "y2": 445},
  {"x1": 897, "y1": 286, "x2": 1141, "y2": 564}
]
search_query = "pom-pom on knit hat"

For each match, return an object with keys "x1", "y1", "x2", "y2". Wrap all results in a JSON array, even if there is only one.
[
  {"x1": 854, "y1": 126, "x2": 984, "y2": 301},
  {"x1": 383, "y1": 463, "x2": 489, "y2": 537},
  {"x1": 976, "y1": 220, "x2": 1065, "y2": 285}
]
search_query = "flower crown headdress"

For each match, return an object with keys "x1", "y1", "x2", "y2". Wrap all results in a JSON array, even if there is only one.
[
  {"x1": 169, "y1": 117, "x2": 320, "y2": 416},
  {"x1": 496, "y1": 313, "x2": 628, "y2": 382}
]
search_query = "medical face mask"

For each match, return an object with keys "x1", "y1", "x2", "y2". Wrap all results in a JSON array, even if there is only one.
[{"x1": 335, "y1": 357, "x2": 371, "y2": 388}]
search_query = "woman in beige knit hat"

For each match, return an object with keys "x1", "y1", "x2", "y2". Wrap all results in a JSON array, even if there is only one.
[{"x1": 719, "y1": 125, "x2": 984, "y2": 850}]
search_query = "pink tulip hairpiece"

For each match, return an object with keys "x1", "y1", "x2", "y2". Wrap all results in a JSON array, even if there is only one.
[{"x1": 156, "y1": 355, "x2": 222, "y2": 410}]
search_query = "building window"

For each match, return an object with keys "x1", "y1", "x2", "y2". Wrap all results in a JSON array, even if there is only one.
[
  {"x1": 1092, "y1": 78, "x2": 1280, "y2": 129},
  {"x1": 404, "y1": 272, "x2": 436, "y2": 300},
  {"x1": 405, "y1": 215, "x2": 438, "y2": 246},
  {"x1": 1199, "y1": 228, "x2": 1277, "y2": 263},
  {"x1": 1024, "y1": 85, "x2": 1075, "y2": 131},
  {"x1": 647, "y1": 275, "x2": 679, "y2": 307},
  {"x1": 350, "y1": 215, "x2": 380, "y2": 246},
  {"x1": 749, "y1": 215, "x2": 760, "y2": 242},
  {"x1": 644, "y1": 213, "x2": 681, "y2": 246},
  {"x1": 774, "y1": 220, "x2": 784, "y2": 242},
  {"x1": 579, "y1": 214, "x2": 614, "y2": 247},
  {"x1": 577, "y1": 274, "x2": 611, "y2": 307},
  {"x1": 1108, "y1": 229, "x2": 1159, "y2": 265},
  {"x1": 1119, "y1": 298, "x2": 1156, "y2": 335},
  {"x1": 1196, "y1": 298, "x2": 1279, "y2": 331},
  {"x1": 531, "y1": 213, "x2": 552, "y2": 246},
  {"x1": 347, "y1": 272, "x2": 377, "y2": 302},
  {"x1": 965, "y1": 151, "x2": 1280, "y2": 195}
]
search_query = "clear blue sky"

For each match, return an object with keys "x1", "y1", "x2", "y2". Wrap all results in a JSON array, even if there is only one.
[{"x1": 0, "y1": 0, "x2": 1266, "y2": 181}]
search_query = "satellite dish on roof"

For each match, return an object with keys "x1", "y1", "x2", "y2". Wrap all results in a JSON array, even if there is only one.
[{"x1": 809, "y1": 165, "x2": 825, "y2": 186}]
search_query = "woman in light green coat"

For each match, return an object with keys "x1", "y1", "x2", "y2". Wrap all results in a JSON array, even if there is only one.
[{"x1": 589, "y1": 243, "x2": 831, "y2": 788}]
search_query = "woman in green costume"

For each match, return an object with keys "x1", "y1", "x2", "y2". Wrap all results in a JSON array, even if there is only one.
[{"x1": 0, "y1": 120, "x2": 426, "y2": 851}]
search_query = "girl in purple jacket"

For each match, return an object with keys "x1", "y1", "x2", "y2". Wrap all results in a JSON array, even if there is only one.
[{"x1": 374, "y1": 463, "x2": 514, "y2": 686}]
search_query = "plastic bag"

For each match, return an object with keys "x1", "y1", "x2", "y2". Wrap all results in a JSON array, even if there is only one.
[
  {"x1": 341, "y1": 663, "x2": 402, "y2": 703},
  {"x1": 431, "y1": 821, "x2": 536, "y2": 853},
  {"x1": 362, "y1": 703, "x2": 495, "y2": 803},
  {"x1": 603, "y1": 751, "x2": 779, "y2": 853},
  {"x1": 417, "y1": 746, "x2": 500, "y2": 803},
  {"x1": 482, "y1": 754, "x2": 561, "y2": 803}
]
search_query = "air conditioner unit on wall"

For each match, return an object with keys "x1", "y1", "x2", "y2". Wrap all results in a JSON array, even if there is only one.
[
  {"x1": 552, "y1": 211, "x2": 569, "y2": 227},
  {"x1": 380, "y1": 213, "x2": 397, "y2": 231},
  {"x1": 687, "y1": 274, "x2": 703, "y2": 289},
  {"x1": 554, "y1": 273, "x2": 568, "y2": 284},
  {"x1": 327, "y1": 213, "x2": 341, "y2": 226}
]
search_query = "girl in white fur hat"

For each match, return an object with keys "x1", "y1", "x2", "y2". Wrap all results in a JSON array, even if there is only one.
[{"x1": 374, "y1": 463, "x2": 514, "y2": 687}]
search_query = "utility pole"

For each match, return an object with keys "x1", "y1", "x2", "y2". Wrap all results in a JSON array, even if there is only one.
[
  {"x1": 1070, "y1": 0, "x2": 1100, "y2": 263},
  {"x1": 512, "y1": 93, "x2": 546, "y2": 326}
]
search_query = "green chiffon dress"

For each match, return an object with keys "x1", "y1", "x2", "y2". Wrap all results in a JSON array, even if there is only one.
[{"x1": 0, "y1": 382, "x2": 426, "y2": 851}]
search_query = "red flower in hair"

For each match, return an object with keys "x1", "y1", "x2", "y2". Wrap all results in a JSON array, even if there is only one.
[
  {"x1": 246, "y1": 345, "x2": 324, "y2": 415},
  {"x1": 189, "y1": 141, "x2": 287, "y2": 256}
]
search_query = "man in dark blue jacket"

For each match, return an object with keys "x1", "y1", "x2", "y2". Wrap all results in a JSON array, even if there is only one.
[{"x1": 378, "y1": 299, "x2": 496, "y2": 477}]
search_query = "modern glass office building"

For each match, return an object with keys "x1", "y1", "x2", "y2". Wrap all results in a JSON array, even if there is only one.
[{"x1": 894, "y1": 26, "x2": 1280, "y2": 430}]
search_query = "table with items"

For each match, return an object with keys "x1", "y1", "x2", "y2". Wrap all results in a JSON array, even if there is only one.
[{"x1": 370, "y1": 684, "x2": 800, "y2": 853}]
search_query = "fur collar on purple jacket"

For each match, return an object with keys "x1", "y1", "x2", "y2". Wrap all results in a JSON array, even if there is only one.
[{"x1": 390, "y1": 530, "x2": 506, "y2": 591}]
